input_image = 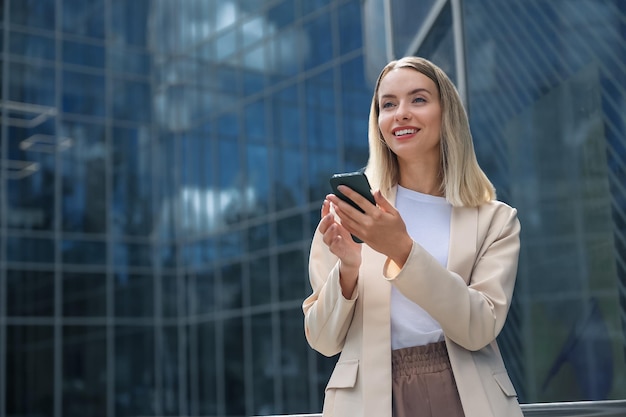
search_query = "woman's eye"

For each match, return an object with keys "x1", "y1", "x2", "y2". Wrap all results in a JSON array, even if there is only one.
[
  {"x1": 381, "y1": 102, "x2": 394, "y2": 109},
  {"x1": 413, "y1": 97, "x2": 426, "y2": 103}
]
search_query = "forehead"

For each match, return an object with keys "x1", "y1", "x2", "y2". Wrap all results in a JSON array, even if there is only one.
[{"x1": 378, "y1": 67, "x2": 438, "y2": 96}]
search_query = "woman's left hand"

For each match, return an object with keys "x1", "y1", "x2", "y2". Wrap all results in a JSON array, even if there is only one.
[{"x1": 327, "y1": 186, "x2": 413, "y2": 268}]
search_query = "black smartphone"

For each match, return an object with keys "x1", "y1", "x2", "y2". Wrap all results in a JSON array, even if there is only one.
[{"x1": 329, "y1": 171, "x2": 376, "y2": 243}]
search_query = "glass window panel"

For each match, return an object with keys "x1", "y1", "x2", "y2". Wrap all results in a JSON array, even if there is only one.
[
  {"x1": 251, "y1": 313, "x2": 276, "y2": 414},
  {"x1": 272, "y1": 86, "x2": 300, "y2": 146},
  {"x1": 196, "y1": 322, "x2": 218, "y2": 415},
  {"x1": 62, "y1": 326, "x2": 107, "y2": 417},
  {"x1": 8, "y1": 61, "x2": 56, "y2": 106},
  {"x1": 60, "y1": 128, "x2": 107, "y2": 234},
  {"x1": 194, "y1": 269, "x2": 215, "y2": 316},
  {"x1": 108, "y1": 46, "x2": 152, "y2": 76},
  {"x1": 246, "y1": 143, "x2": 270, "y2": 217},
  {"x1": 274, "y1": 147, "x2": 304, "y2": 210},
  {"x1": 6, "y1": 237, "x2": 54, "y2": 264},
  {"x1": 9, "y1": 31, "x2": 56, "y2": 61},
  {"x1": 63, "y1": 272, "x2": 107, "y2": 317},
  {"x1": 417, "y1": 2, "x2": 456, "y2": 84},
  {"x1": 114, "y1": 273, "x2": 154, "y2": 317},
  {"x1": 6, "y1": 326, "x2": 54, "y2": 417},
  {"x1": 390, "y1": 0, "x2": 437, "y2": 57},
  {"x1": 280, "y1": 307, "x2": 309, "y2": 413},
  {"x1": 114, "y1": 243, "x2": 152, "y2": 268},
  {"x1": 161, "y1": 275, "x2": 177, "y2": 318},
  {"x1": 161, "y1": 326, "x2": 179, "y2": 414},
  {"x1": 9, "y1": 0, "x2": 55, "y2": 30},
  {"x1": 267, "y1": 1, "x2": 295, "y2": 29},
  {"x1": 61, "y1": 240, "x2": 106, "y2": 265},
  {"x1": 338, "y1": 1, "x2": 362, "y2": 54},
  {"x1": 278, "y1": 249, "x2": 305, "y2": 302},
  {"x1": 242, "y1": 16, "x2": 265, "y2": 48},
  {"x1": 248, "y1": 222, "x2": 270, "y2": 253},
  {"x1": 62, "y1": 70, "x2": 106, "y2": 116},
  {"x1": 219, "y1": 263, "x2": 242, "y2": 310},
  {"x1": 62, "y1": 0, "x2": 105, "y2": 38},
  {"x1": 112, "y1": 78, "x2": 151, "y2": 122},
  {"x1": 115, "y1": 326, "x2": 155, "y2": 416},
  {"x1": 62, "y1": 40, "x2": 105, "y2": 68},
  {"x1": 303, "y1": 13, "x2": 333, "y2": 70},
  {"x1": 7, "y1": 269, "x2": 54, "y2": 316},
  {"x1": 305, "y1": 73, "x2": 337, "y2": 152},
  {"x1": 276, "y1": 213, "x2": 304, "y2": 246},
  {"x1": 245, "y1": 100, "x2": 267, "y2": 144},
  {"x1": 301, "y1": 0, "x2": 331, "y2": 16},
  {"x1": 110, "y1": 0, "x2": 150, "y2": 47},
  {"x1": 223, "y1": 317, "x2": 245, "y2": 416},
  {"x1": 216, "y1": 28, "x2": 237, "y2": 61},
  {"x1": 112, "y1": 127, "x2": 154, "y2": 237},
  {"x1": 249, "y1": 256, "x2": 271, "y2": 306},
  {"x1": 6, "y1": 136, "x2": 56, "y2": 231},
  {"x1": 309, "y1": 149, "x2": 338, "y2": 203}
]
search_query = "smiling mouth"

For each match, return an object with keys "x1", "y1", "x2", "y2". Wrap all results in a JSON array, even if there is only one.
[{"x1": 394, "y1": 128, "x2": 418, "y2": 137}]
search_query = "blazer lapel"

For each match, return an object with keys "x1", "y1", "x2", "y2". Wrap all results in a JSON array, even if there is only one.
[{"x1": 447, "y1": 205, "x2": 478, "y2": 283}]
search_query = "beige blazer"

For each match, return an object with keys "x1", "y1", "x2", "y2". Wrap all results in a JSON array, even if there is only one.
[{"x1": 303, "y1": 186, "x2": 523, "y2": 417}]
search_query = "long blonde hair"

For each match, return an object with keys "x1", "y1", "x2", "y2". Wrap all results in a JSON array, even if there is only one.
[{"x1": 365, "y1": 56, "x2": 495, "y2": 207}]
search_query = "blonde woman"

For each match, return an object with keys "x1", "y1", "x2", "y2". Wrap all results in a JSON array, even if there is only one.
[{"x1": 303, "y1": 57, "x2": 523, "y2": 417}]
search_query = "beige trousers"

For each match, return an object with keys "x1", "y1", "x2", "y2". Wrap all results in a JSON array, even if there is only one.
[{"x1": 392, "y1": 341, "x2": 465, "y2": 417}]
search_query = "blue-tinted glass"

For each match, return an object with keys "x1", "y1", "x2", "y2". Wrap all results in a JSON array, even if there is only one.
[
  {"x1": 108, "y1": 46, "x2": 152, "y2": 76},
  {"x1": 305, "y1": 70, "x2": 337, "y2": 152},
  {"x1": 248, "y1": 223, "x2": 270, "y2": 252},
  {"x1": 309, "y1": 149, "x2": 338, "y2": 202},
  {"x1": 62, "y1": 70, "x2": 106, "y2": 116},
  {"x1": 9, "y1": 62, "x2": 56, "y2": 106},
  {"x1": 62, "y1": 326, "x2": 106, "y2": 417},
  {"x1": 63, "y1": 40, "x2": 105, "y2": 68},
  {"x1": 249, "y1": 256, "x2": 271, "y2": 306},
  {"x1": 162, "y1": 274, "x2": 178, "y2": 318},
  {"x1": 110, "y1": 0, "x2": 150, "y2": 47},
  {"x1": 6, "y1": 326, "x2": 54, "y2": 416},
  {"x1": 273, "y1": 87, "x2": 300, "y2": 146},
  {"x1": 62, "y1": 0, "x2": 105, "y2": 39},
  {"x1": 7, "y1": 269, "x2": 54, "y2": 316},
  {"x1": 301, "y1": 0, "x2": 331, "y2": 16},
  {"x1": 196, "y1": 322, "x2": 218, "y2": 415},
  {"x1": 267, "y1": 0, "x2": 295, "y2": 29},
  {"x1": 9, "y1": 0, "x2": 55, "y2": 30},
  {"x1": 276, "y1": 213, "x2": 304, "y2": 245},
  {"x1": 60, "y1": 127, "x2": 107, "y2": 234},
  {"x1": 6, "y1": 237, "x2": 54, "y2": 264},
  {"x1": 62, "y1": 240, "x2": 106, "y2": 265},
  {"x1": 194, "y1": 269, "x2": 216, "y2": 315},
  {"x1": 114, "y1": 273, "x2": 154, "y2": 317},
  {"x1": 251, "y1": 313, "x2": 275, "y2": 414},
  {"x1": 275, "y1": 147, "x2": 304, "y2": 209},
  {"x1": 247, "y1": 143, "x2": 270, "y2": 216},
  {"x1": 219, "y1": 263, "x2": 242, "y2": 309},
  {"x1": 223, "y1": 316, "x2": 245, "y2": 416},
  {"x1": 161, "y1": 327, "x2": 179, "y2": 415},
  {"x1": 216, "y1": 28, "x2": 237, "y2": 61},
  {"x1": 280, "y1": 307, "x2": 309, "y2": 413},
  {"x1": 114, "y1": 243, "x2": 152, "y2": 268},
  {"x1": 278, "y1": 250, "x2": 305, "y2": 301},
  {"x1": 390, "y1": 0, "x2": 437, "y2": 57},
  {"x1": 10, "y1": 31, "x2": 55, "y2": 61},
  {"x1": 63, "y1": 272, "x2": 107, "y2": 317},
  {"x1": 115, "y1": 326, "x2": 155, "y2": 416},
  {"x1": 243, "y1": 47, "x2": 267, "y2": 95},
  {"x1": 112, "y1": 78, "x2": 151, "y2": 122},
  {"x1": 417, "y1": 2, "x2": 456, "y2": 84},
  {"x1": 338, "y1": 1, "x2": 362, "y2": 54},
  {"x1": 112, "y1": 127, "x2": 154, "y2": 237},
  {"x1": 219, "y1": 230, "x2": 244, "y2": 261},
  {"x1": 303, "y1": 13, "x2": 333, "y2": 70}
]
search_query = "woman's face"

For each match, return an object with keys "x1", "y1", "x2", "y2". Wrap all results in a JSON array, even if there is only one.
[{"x1": 377, "y1": 67, "x2": 442, "y2": 166}]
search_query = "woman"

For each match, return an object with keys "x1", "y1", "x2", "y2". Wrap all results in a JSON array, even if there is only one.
[{"x1": 303, "y1": 57, "x2": 523, "y2": 417}]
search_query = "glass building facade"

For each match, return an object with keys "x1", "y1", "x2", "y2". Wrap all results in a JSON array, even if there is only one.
[{"x1": 0, "y1": 0, "x2": 625, "y2": 416}]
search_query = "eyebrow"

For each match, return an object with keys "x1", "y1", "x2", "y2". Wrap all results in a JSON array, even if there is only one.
[{"x1": 379, "y1": 88, "x2": 433, "y2": 100}]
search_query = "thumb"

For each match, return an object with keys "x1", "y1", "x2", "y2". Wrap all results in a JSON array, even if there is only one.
[{"x1": 373, "y1": 190, "x2": 394, "y2": 212}]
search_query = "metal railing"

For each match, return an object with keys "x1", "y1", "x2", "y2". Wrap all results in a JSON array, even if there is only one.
[{"x1": 256, "y1": 399, "x2": 626, "y2": 417}]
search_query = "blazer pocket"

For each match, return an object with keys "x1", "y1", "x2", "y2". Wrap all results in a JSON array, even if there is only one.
[
  {"x1": 493, "y1": 370, "x2": 518, "y2": 397},
  {"x1": 326, "y1": 359, "x2": 359, "y2": 389}
]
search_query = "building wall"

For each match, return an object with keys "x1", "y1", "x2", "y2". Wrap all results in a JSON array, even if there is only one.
[{"x1": 1, "y1": 0, "x2": 626, "y2": 417}]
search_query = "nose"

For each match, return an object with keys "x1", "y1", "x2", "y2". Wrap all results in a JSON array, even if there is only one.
[{"x1": 394, "y1": 101, "x2": 410, "y2": 121}]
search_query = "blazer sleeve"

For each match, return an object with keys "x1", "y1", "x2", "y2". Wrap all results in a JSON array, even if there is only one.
[
  {"x1": 384, "y1": 202, "x2": 521, "y2": 351},
  {"x1": 302, "y1": 229, "x2": 358, "y2": 357}
]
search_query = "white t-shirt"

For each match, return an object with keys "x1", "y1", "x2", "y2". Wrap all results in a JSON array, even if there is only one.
[{"x1": 390, "y1": 185, "x2": 452, "y2": 350}]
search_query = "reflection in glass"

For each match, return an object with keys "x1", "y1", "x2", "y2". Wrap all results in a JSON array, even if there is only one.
[
  {"x1": 62, "y1": 71, "x2": 105, "y2": 116},
  {"x1": 219, "y1": 263, "x2": 242, "y2": 310},
  {"x1": 6, "y1": 237, "x2": 54, "y2": 264},
  {"x1": 114, "y1": 273, "x2": 154, "y2": 317},
  {"x1": 114, "y1": 326, "x2": 155, "y2": 416},
  {"x1": 10, "y1": 31, "x2": 55, "y2": 60},
  {"x1": 62, "y1": 240, "x2": 107, "y2": 265},
  {"x1": 196, "y1": 321, "x2": 218, "y2": 415},
  {"x1": 223, "y1": 317, "x2": 245, "y2": 416},
  {"x1": 63, "y1": 272, "x2": 107, "y2": 317},
  {"x1": 8, "y1": 62, "x2": 56, "y2": 106},
  {"x1": 61, "y1": 0, "x2": 105, "y2": 38},
  {"x1": 252, "y1": 313, "x2": 276, "y2": 415},
  {"x1": 9, "y1": 0, "x2": 55, "y2": 30},
  {"x1": 249, "y1": 256, "x2": 272, "y2": 306},
  {"x1": 278, "y1": 250, "x2": 306, "y2": 302},
  {"x1": 62, "y1": 40, "x2": 105, "y2": 68},
  {"x1": 7, "y1": 326, "x2": 54, "y2": 417},
  {"x1": 276, "y1": 214, "x2": 304, "y2": 246},
  {"x1": 280, "y1": 307, "x2": 309, "y2": 414},
  {"x1": 63, "y1": 326, "x2": 107, "y2": 417},
  {"x1": 7, "y1": 269, "x2": 55, "y2": 316}
]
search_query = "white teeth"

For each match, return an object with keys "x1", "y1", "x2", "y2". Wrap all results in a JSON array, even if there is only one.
[{"x1": 394, "y1": 129, "x2": 417, "y2": 136}]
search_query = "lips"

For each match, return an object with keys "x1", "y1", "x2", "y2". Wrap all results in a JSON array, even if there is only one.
[{"x1": 393, "y1": 128, "x2": 419, "y2": 137}]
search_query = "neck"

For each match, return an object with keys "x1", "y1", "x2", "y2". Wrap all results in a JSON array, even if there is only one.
[{"x1": 397, "y1": 157, "x2": 443, "y2": 196}]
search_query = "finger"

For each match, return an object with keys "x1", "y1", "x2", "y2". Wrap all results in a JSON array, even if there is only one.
[
  {"x1": 321, "y1": 199, "x2": 331, "y2": 217},
  {"x1": 336, "y1": 185, "x2": 376, "y2": 213},
  {"x1": 372, "y1": 190, "x2": 395, "y2": 213}
]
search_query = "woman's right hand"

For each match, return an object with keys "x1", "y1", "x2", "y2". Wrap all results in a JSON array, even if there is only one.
[{"x1": 319, "y1": 199, "x2": 361, "y2": 298}]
